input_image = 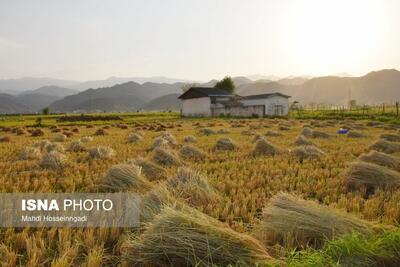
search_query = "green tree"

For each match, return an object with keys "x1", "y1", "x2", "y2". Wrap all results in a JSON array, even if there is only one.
[
  {"x1": 214, "y1": 76, "x2": 235, "y2": 93},
  {"x1": 42, "y1": 107, "x2": 50, "y2": 115}
]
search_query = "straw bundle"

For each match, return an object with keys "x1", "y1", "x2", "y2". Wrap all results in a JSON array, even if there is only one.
[
  {"x1": 214, "y1": 138, "x2": 236, "y2": 151},
  {"x1": 358, "y1": 150, "x2": 400, "y2": 172},
  {"x1": 369, "y1": 139, "x2": 400, "y2": 154},
  {"x1": 252, "y1": 139, "x2": 280, "y2": 156},
  {"x1": 179, "y1": 145, "x2": 207, "y2": 160},
  {"x1": 88, "y1": 146, "x2": 115, "y2": 159},
  {"x1": 152, "y1": 148, "x2": 182, "y2": 166},
  {"x1": 39, "y1": 151, "x2": 67, "y2": 170},
  {"x1": 18, "y1": 147, "x2": 41, "y2": 160},
  {"x1": 128, "y1": 158, "x2": 168, "y2": 181}
]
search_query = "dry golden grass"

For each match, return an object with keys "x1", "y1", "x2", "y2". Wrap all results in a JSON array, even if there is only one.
[{"x1": 1, "y1": 117, "x2": 400, "y2": 265}]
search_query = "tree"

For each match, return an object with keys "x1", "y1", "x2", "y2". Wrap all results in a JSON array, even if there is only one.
[
  {"x1": 214, "y1": 76, "x2": 235, "y2": 93},
  {"x1": 42, "y1": 107, "x2": 50, "y2": 115}
]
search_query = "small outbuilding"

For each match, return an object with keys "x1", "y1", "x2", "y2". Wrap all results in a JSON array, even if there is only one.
[{"x1": 178, "y1": 87, "x2": 290, "y2": 117}]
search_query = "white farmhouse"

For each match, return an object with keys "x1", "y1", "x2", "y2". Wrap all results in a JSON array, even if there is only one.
[{"x1": 179, "y1": 87, "x2": 290, "y2": 117}]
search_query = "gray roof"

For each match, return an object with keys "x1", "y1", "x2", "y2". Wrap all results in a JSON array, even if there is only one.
[
  {"x1": 178, "y1": 87, "x2": 233, "y2": 99},
  {"x1": 241, "y1": 93, "x2": 290, "y2": 100}
]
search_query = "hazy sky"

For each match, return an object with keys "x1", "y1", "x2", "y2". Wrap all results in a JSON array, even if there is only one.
[{"x1": 0, "y1": 0, "x2": 399, "y2": 81}]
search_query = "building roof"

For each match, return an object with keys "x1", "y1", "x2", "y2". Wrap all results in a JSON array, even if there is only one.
[
  {"x1": 241, "y1": 92, "x2": 291, "y2": 100},
  {"x1": 178, "y1": 87, "x2": 233, "y2": 99}
]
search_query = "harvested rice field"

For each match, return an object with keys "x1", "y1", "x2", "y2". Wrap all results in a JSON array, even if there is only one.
[{"x1": 1, "y1": 116, "x2": 400, "y2": 266}]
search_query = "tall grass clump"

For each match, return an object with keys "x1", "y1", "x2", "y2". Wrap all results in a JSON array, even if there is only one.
[
  {"x1": 258, "y1": 192, "x2": 372, "y2": 248},
  {"x1": 123, "y1": 206, "x2": 272, "y2": 267},
  {"x1": 288, "y1": 228, "x2": 400, "y2": 267},
  {"x1": 99, "y1": 164, "x2": 153, "y2": 193},
  {"x1": 358, "y1": 150, "x2": 400, "y2": 172}
]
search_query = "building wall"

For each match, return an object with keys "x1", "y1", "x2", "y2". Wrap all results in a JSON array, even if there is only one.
[
  {"x1": 181, "y1": 97, "x2": 211, "y2": 117},
  {"x1": 240, "y1": 96, "x2": 289, "y2": 116},
  {"x1": 211, "y1": 105, "x2": 265, "y2": 117}
]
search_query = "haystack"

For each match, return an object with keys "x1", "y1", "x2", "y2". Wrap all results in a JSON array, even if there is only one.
[
  {"x1": 100, "y1": 164, "x2": 153, "y2": 193},
  {"x1": 45, "y1": 143, "x2": 65, "y2": 153},
  {"x1": 252, "y1": 134, "x2": 264, "y2": 143},
  {"x1": 127, "y1": 133, "x2": 143, "y2": 143},
  {"x1": 68, "y1": 140, "x2": 86, "y2": 152},
  {"x1": 252, "y1": 139, "x2": 280, "y2": 156},
  {"x1": 214, "y1": 138, "x2": 236, "y2": 151},
  {"x1": 291, "y1": 145, "x2": 325, "y2": 161},
  {"x1": 39, "y1": 151, "x2": 67, "y2": 170},
  {"x1": 258, "y1": 192, "x2": 372, "y2": 248},
  {"x1": 369, "y1": 139, "x2": 400, "y2": 154},
  {"x1": 150, "y1": 137, "x2": 169, "y2": 150},
  {"x1": 347, "y1": 131, "x2": 366, "y2": 138},
  {"x1": 199, "y1": 128, "x2": 216, "y2": 136},
  {"x1": 294, "y1": 135, "x2": 313, "y2": 146},
  {"x1": 128, "y1": 158, "x2": 168, "y2": 181},
  {"x1": 183, "y1": 135, "x2": 197, "y2": 143},
  {"x1": 380, "y1": 134, "x2": 400, "y2": 142},
  {"x1": 123, "y1": 206, "x2": 272, "y2": 267},
  {"x1": 301, "y1": 126, "x2": 313, "y2": 137},
  {"x1": 139, "y1": 184, "x2": 182, "y2": 222},
  {"x1": 52, "y1": 133, "x2": 67, "y2": 142},
  {"x1": 152, "y1": 148, "x2": 182, "y2": 166},
  {"x1": 18, "y1": 147, "x2": 41, "y2": 160},
  {"x1": 0, "y1": 135, "x2": 11, "y2": 142},
  {"x1": 95, "y1": 128, "x2": 107, "y2": 136},
  {"x1": 33, "y1": 140, "x2": 52, "y2": 151},
  {"x1": 31, "y1": 129, "x2": 45, "y2": 137},
  {"x1": 311, "y1": 130, "x2": 331, "y2": 139},
  {"x1": 80, "y1": 136, "x2": 93, "y2": 143},
  {"x1": 358, "y1": 150, "x2": 400, "y2": 172},
  {"x1": 16, "y1": 128, "x2": 27, "y2": 135},
  {"x1": 88, "y1": 146, "x2": 115, "y2": 159},
  {"x1": 217, "y1": 129, "x2": 230, "y2": 134},
  {"x1": 160, "y1": 132, "x2": 177, "y2": 146},
  {"x1": 167, "y1": 168, "x2": 219, "y2": 207},
  {"x1": 179, "y1": 145, "x2": 207, "y2": 160},
  {"x1": 346, "y1": 161, "x2": 400, "y2": 190},
  {"x1": 265, "y1": 130, "x2": 282, "y2": 137}
]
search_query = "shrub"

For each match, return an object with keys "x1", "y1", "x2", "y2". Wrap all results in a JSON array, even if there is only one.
[
  {"x1": 123, "y1": 206, "x2": 272, "y2": 267},
  {"x1": 258, "y1": 192, "x2": 372, "y2": 249}
]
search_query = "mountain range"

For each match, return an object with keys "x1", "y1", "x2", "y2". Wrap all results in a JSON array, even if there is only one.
[{"x1": 0, "y1": 69, "x2": 399, "y2": 114}]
